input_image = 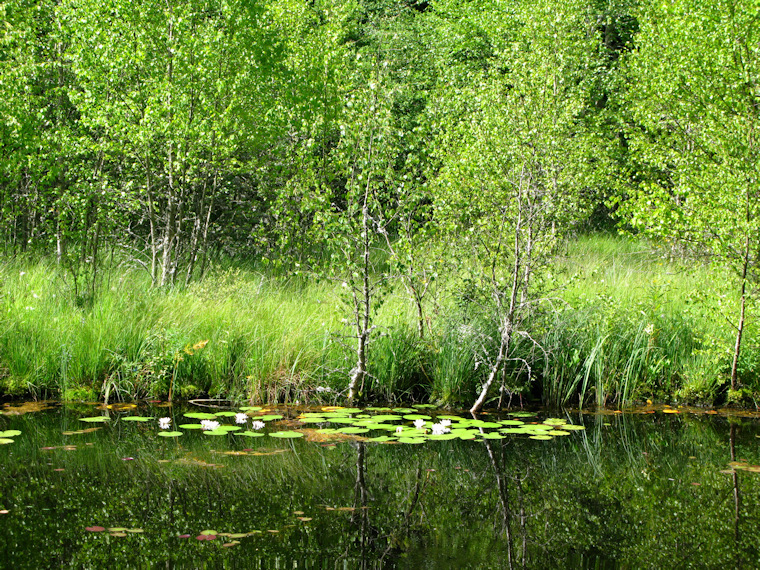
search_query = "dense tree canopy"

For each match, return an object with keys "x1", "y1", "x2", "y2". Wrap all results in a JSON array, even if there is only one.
[
  {"x1": 3, "y1": 0, "x2": 760, "y2": 404},
  {"x1": 0, "y1": 0, "x2": 636, "y2": 268}
]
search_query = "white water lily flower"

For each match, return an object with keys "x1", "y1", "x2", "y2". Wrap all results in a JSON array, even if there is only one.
[
  {"x1": 395, "y1": 425, "x2": 404, "y2": 434},
  {"x1": 235, "y1": 413, "x2": 248, "y2": 424},
  {"x1": 414, "y1": 419, "x2": 426, "y2": 430},
  {"x1": 251, "y1": 421, "x2": 265, "y2": 430},
  {"x1": 439, "y1": 419, "x2": 452, "y2": 427},
  {"x1": 158, "y1": 417, "x2": 171, "y2": 430},
  {"x1": 431, "y1": 423, "x2": 450, "y2": 435},
  {"x1": 200, "y1": 419, "x2": 221, "y2": 431}
]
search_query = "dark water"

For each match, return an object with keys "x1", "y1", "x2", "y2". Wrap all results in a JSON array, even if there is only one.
[{"x1": 1, "y1": 402, "x2": 759, "y2": 569}]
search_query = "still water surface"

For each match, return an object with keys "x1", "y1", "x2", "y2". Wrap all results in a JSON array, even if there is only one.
[{"x1": 1, "y1": 401, "x2": 759, "y2": 568}]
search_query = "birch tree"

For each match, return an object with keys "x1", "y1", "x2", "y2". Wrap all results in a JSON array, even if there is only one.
[
  {"x1": 621, "y1": 0, "x2": 760, "y2": 392},
  {"x1": 432, "y1": 0, "x2": 597, "y2": 413}
]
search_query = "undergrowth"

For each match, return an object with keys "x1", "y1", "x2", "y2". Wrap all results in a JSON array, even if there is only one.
[{"x1": 0, "y1": 235, "x2": 757, "y2": 409}]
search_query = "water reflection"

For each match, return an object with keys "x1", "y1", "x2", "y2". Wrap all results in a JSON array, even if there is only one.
[{"x1": 0, "y1": 404, "x2": 759, "y2": 568}]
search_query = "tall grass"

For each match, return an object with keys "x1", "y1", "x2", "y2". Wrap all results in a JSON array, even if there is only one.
[
  {"x1": 0, "y1": 263, "x2": 346, "y2": 402},
  {"x1": 1, "y1": 235, "x2": 757, "y2": 408}
]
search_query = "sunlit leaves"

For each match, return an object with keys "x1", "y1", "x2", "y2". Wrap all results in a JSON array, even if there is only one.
[{"x1": 157, "y1": 431, "x2": 183, "y2": 438}]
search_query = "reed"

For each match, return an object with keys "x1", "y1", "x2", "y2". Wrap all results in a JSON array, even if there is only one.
[{"x1": 1, "y1": 234, "x2": 757, "y2": 408}]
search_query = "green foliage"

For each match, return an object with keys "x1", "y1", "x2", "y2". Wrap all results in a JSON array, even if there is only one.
[
  {"x1": 3, "y1": 0, "x2": 760, "y2": 409},
  {"x1": 621, "y1": 0, "x2": 760, "y2": 389},
  {"x1": 3, "y1": 235, "x2": 760, "y2": 408}
]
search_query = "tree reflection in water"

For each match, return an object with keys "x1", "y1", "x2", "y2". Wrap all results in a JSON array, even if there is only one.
[{"x1": 1, "y1": 406, "x2": 759, "y2": 567}]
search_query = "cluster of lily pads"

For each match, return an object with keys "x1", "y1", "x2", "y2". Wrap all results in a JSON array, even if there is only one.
[
  {"x1": 295, "y1": 407, "x2": 585, "y2": 443},
  {"x1": 72, "y1": 405, "x2": 586, "y2": 444}
]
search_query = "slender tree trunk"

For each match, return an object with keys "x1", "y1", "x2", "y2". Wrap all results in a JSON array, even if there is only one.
[
  {"x1": 348, "y1": 195, "x2": 371, "y2": 403},
  {"x1": 161, "y1": 3, "x2": 176, "y2": 287},
  {"x1": 198, "y1": 197, "x2": 213, "y2": 281},
  {"x1": 146, "y1": 170, "x2": 158, "y2": 286},
  {"x1": 730, "y1": 235, "x2": 750, "y2": 391},
  {"x1": 184, "y1": 188, "x2": 203, "y2": 286},
  {"x1": 90, "y1": 219, "x2": 100, "y2": 301},
  {"x1": 186, "y1": 128, "x2": 217, "y2": 285},
  {"x1": 730, "y1": 424, "x2": 741, "y2": 547},
  {"x1": 471, "y1": 201, "x2": 523, "y2": 413},
  {"x1": 482, "y1": 437, "x2": 515, "y2": 570},
  {"x1": 56, "y1": 218, "x2": 63, "y2": 265},
  {"x1": 414, "y1": 291, "x2": 425, "y2": 339},
  {"x1": 347, "y1": 105, "x2": 376, "y2": 403}
]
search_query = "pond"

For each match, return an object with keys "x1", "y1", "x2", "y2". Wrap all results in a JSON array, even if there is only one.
[{"x1": 1, "y1": 401, "x2": 759, "y2": 568}]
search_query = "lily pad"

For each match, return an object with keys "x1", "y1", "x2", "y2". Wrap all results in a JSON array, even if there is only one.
[
  {"x1": 214, "y1": 411, "x2": 238, "y2": 417},
  {"x1": 80, "y1": 416, "x2": 110, "y2": 423},
  {"x1": 560, "y1": 424, "x2": 586, "y2": 431},
  {"x1": 0, "y1": 430, "x2": 21, "y2": 438},
  {"x1": 239, "y1": 406, "x2": 263, "y2": 411},
  {"x1": 324, "y1": 417, "x2": 358, "y2": 424},
  {"x1": 235, "y1": 431, "x2": 266, "y2": 437},
  {"x1": 403, "y1": 414, "x2": 432, "y2": 420},
  {"x1": 178, "y1": 424, "x2": 204, "y2": 430},
  {"x1": 370, "y1": 414, "x2": 403, "y2": 422},
  {"x1": 392, "y1": 408, "x2": 417, "y2": 414},
  {"x1": 361, "y1": 423, "x2": 398, "y2": 431},
  {"x1": 368, "y1": 435, "x2": 396, "y2": 442},
  {"x1": 480, "y1": 432, "x2": 506, "y2": 439},
  {"x1": 0, "y1": 438, "x2": 14, "y2": 445},
  {"x1": 500, "y1": 420, "x2": 524, "y2": 426},
  {"x1": 412, "y1": 404, "x2": 437, "y2": 409},
  {"x1": 251, "y1": 415, "x2": 284, "y2": 422},
  {"x1": 427, "y1": 433, "x2": 458, "y2": 441},
  {"x1": 203, "y1": 429, "x2": 230, "y2": 436},
  {"x1": 527, "y1": 424, "x2": 554, "y2": 431},
  {"x1": 183, "y1": 412, "x2": 218, "y2": 420},
  {"x1": 338, "y1": 427, "x2": 370, "y2": 434},
  {"x1": 269, "y1": 431, "x2": 304, "y2": 438},
  {"x1": 543, "y1": 418, "x2": 567, "y2": 425},
  {"x1": 122, "y1": 416, "x2": 153, "y2": 422},
  {"x1": 157, "y1": 431, "x2": 183, "y2": 438},
  {"x1": 397, "y1": 437, "x2": 426, "y2": 444},
  {"x1": 529, "y1": 434, "x2": 554, "y2": 440}
]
